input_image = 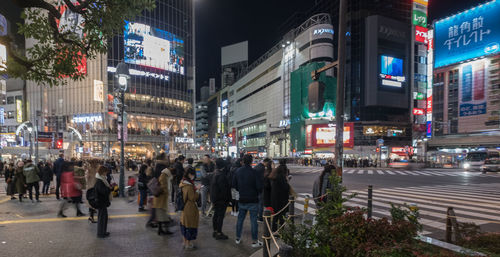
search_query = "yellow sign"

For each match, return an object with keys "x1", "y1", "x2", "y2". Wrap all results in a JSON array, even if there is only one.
[
  {"x1": 413, "y1": 0, "x2": 428, "y2": 6},
  {"x1": 16, "y1": 99, "x2": 22, "y2": 123}
]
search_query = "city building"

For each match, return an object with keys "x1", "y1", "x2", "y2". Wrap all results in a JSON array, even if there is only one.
[
  {"x1": 427, "y1": 0, "x2": 500, "y2": 165},
  {"x1": 195, "y1": 86, "x2": 209, "y2": 145},
  {"x1": 24, "y1": 0, "x2": 195, "y2": 160}
]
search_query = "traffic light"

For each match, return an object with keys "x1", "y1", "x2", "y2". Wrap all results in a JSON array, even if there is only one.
[{"x1": 55, "y1": 139, "x2": 63, "y2": 149}]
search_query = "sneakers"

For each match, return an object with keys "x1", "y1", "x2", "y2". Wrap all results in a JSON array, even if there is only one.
[
  {"x1": 251, "y1": 240, "x2": 263, "y2": 248},
  {"x1": 138, "y1": 207, "x2": 146, "y2": 212},
  {"x1": 231, "y1": 211, "x2": 239, "y2": 217},
  {"x1": 235, "y1": 238, "x2": 241, "y2": 244}
]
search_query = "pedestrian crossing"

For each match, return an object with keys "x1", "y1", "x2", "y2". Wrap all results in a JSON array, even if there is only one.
[
  {"x1": 294, "y1": 183, "x2": 500, "y2": 236},
  {"x1": 289, "y1": 167, "x2": 500, "y2": 177}
]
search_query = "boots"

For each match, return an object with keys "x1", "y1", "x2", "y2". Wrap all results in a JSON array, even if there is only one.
[{"x1": 157, "y1": 222, "x2": 173, "y2": 235}]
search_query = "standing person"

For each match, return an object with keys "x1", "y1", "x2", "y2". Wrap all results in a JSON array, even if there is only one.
[
  {"x1": 262, "y1": 160, "x2": 273, "y2": 217},
  {"x1": 312, "y1": 164, "x2": 335, "y2": 206},
  {"x1": 253, "y1": 158, "x2": 270, "y2": 222},
  {"x1": 180, "y1": 169, "x2": 200, "y2": 250},
  {"x1": 137, "y1": 159, "x2": 152, "y2": 212},
  {"x1": 41, "y1": 161, "x2": 53, "y2": 195},
  {"x1": 210, "y1": 158, "x2": 231, "y2": 240},
  {"x1": 5, "y1": 163, "x2": 17, "y2": 200},
  {"x1": 172, "y1": 155, "x2": 186, "y2": 205},
  {"x1": 95, "y1": 165, "x2": 112, "y2": 238},
  {"x1": 200, "y1": 154, "x2": 214, "y2": 216},
  {"x1": 267, "y1": 163, "x2": 290, "y2": 232},
  {"x1": 23, "y1": 159, "x2": 41, "y2": 203},
  {"x1": 53, "y1": 153, "x2": 65, "y2": 200},
  {"x1": 229, "y1": 159, "x2": 242, "y2": 216},
  {"x1": 153, "y1": 164, "x2": 173, "y2": 235},
  {"x1": 14, "y1": 161, "x2": 26, "y2": 202},
  {"x1": 146, "y1": 154, "x2": 169, "y2": 228},
  {"x1": 86, "y1": 160, "x2": 99, "y2": 223},
  {"x1": 233, "y1": 154, "x2": 263, "y2": 247}
]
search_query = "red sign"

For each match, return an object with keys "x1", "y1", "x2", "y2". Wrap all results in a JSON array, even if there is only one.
[
  {"x1": 426, "y1": 96, "x2": 433, "y2": 113},
  {"x1": 415, "y1": 26, "x2": 428, "y2": 44},
  {"x1": 107, "y1": 94, "x2": 114, "y2": 115},
  {"x1": 55, "y1": 139, "x2": 63, "y2": 149},
  {"x1": 310, "y1": 122, "x2": 355, "y2": 148},
  {"x1": 304, "y1": 149, "x2": 313, "y2": 155},
  {"x1": 392, "y1": 147, "x2": 406, "y2": 153},
  {"x1": 413, "y1": 108, "x2": 425, "y2": 115}
]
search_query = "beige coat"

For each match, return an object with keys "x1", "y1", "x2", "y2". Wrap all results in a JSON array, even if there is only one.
[
  {"x1": 153, "y1": 168, "x2": 172, "y2": 210},
  {"x1": 180, "y1": 179, "x2": 199, "y2": 228}
]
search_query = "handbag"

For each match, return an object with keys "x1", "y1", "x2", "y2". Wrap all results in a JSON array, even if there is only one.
[{"x1": 147, "y1": 177, "x2": 163, "y2": 197}]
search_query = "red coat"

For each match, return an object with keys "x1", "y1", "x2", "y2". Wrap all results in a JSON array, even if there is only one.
[{"x1": 61, "y1": 171, "x2": 82, "y2": 198}]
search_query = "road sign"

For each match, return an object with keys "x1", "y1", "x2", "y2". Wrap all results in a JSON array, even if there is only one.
[{"x1": 376, "y1": 138, "x2": 384, "y2": 146}]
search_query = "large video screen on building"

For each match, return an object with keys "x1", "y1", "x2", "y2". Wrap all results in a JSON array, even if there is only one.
[
  {"x1": 124, "y1": 21, "x2": 185, "y2": 75},
  {"x1": 379, "y1": 55, "x2": 405, "y2": 88},
  {"x1": 434, "y1": 0, "x2": 500, "y2": 68}
]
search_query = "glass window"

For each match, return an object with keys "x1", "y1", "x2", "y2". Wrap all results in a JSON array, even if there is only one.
[
  {"x1": 7, "y1": 111, "x2": 14, "y2": 119},
  {"x1": 7, "y1": 96, "x2": 14, "y2": 104}
]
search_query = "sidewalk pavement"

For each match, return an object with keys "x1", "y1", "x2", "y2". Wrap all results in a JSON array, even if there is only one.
[{"x1": 0, "y1": 190, "x2": 261, "y2": 257}]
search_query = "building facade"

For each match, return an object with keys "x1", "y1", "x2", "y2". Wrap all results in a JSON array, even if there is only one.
[{"x1": 25, "y1": 0, "x2": 195, "y2": 160}]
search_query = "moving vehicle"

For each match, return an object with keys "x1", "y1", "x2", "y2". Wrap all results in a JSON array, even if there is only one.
[
  {"x1": 463, "y1": 151, "x2": 500, "y2": 171},
  {"x1": 480, "y1": 158, "x2": 500, "y2": 173}
]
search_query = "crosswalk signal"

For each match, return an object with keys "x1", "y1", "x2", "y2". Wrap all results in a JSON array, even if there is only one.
[{"x1": 55, "y1": 139, "x2": 63, "y2": 149}]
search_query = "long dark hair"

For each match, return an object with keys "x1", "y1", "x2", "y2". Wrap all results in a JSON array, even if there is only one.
[
  {"x1": 264, "y1": 161, "x2": 273, "y2": 178},
  {"x1": 319, "y1": 164, "x2": 335, "y2": 192},
  {"x1": 269, "y1": 164, "x2": 287, "y2": 180}
]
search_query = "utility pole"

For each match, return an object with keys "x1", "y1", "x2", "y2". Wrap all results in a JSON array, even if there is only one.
[
  {"x1": 335, "y1": 0, "x2": 347, "y2": 178},
  {"x1": 119, "y1": 90, "x2": 125, "y2": 197}
]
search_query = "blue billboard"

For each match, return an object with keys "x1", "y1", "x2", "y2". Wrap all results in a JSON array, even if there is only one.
[{"x1": 434, "y1": 0, "x2": 500, "y2": 68}]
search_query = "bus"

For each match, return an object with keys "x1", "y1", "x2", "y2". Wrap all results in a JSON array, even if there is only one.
[{"x1": 463, "y1": 150, "x2": 500, "y2": 171}]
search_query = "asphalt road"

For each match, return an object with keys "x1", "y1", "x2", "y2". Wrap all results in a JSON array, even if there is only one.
[{"x1": 288, "y1": 165, "x2": 500, "y2": 239}]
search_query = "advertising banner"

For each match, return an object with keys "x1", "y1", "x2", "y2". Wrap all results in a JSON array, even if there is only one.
[
  {"x1": 93, "y1": 80, "x2": 104, "y2": 102},
  {"x1": 308, "y1": 122, "x2": 354, "y2": 148},
  {"x1": 434, "y1": 0, "x2": 500, "y2": 67},
  {"x1": 415, "y1": 26, "x2": 428, "y2": 44},
  {"x1": 458, "y1": 59, "x2": 489, "y2": 133},
  {"x1": 16, "y1": 99, "x2": 22, "y2": 123},
  {"x1": 413, "y1": 10, "x2": 427, "y2": 27},
  {"x1": 0, "y1": 107, "x2": 3, "y2": 125}
]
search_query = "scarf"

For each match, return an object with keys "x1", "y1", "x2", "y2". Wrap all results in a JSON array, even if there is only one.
[{"x1": 95, "y1": 173, "x2": 111, "y2": 188}]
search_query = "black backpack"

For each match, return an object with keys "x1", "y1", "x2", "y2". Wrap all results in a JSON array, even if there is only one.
[
  {"x1": 175, "y1": 187, "x2": 186, "y2": 211},
  {"x1": 86, "y1": 187, "x2": 98, "y2": 208}
]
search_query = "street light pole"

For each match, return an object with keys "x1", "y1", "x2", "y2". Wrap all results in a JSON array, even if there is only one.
[
  {"x1": 115, "y1": 62, "x2": 130, "y2": 198},
  {"x1": 335, "y1": 0, "x2": 347, "y2": 178}
]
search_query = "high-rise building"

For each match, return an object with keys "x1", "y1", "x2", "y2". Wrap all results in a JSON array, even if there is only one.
[
  {"x1": 25, "y1": 0, "x2": 195, "y2": 159},
  {"x1": 195, "y1": 86, "x2": 209, "y2": 145}
]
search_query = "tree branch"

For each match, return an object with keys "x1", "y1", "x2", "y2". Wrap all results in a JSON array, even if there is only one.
[{"x1": 12, "y1": 0, "x2": 61, "y2": 19}]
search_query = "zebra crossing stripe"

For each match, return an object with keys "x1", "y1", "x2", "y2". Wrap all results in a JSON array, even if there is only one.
[
  {"x1": 392, "y1": 170, "x2": 407, "y2": 175},
  {"x1": 384, "y1": 170, "x2": 396, "y2": 175},
  {"x1": 376, "y1": 170, "x2": 384, "y2": 175},
  {"x1": 350, "y1": 190, "x2": 500, "y2": 222},
  {"x1": 411, "y1": 171, "x2": 432, "y2": 176},
  {"x1": 414, "y1": 185, "x2": 500, "y2": 196},
  {"x1": 419, "y1": 171, "x2": 445, "y2": 176},
  {"x1": 347, "y1": 169, "x2": 356, "y2": 174},
  {"x1": 383, "y1": 188, "x2": 500, "y2": 205},
  {"x1": 367, "y1": 170, "x2": 373, "y2": 175},
  {"x1": 401, "y1": 170, "x2": 420, "y2": 175},
  {"x1": 357, "y1": 170, "x2": 364, "y2": 174}
]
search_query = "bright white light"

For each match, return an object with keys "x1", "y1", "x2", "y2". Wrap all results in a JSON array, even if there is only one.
[
  {"x1": 463, "y1": 163, "x2": 470, "y2": 169},
  {"x1": 118, "y1": 76, "x2": 127, "y2": 86},
  {"x1": 382, "y1": 79, "x2": 402, "y2": 87},
  {"x1": 286, "y1": 41, "x2": 290, "y2": 44}
]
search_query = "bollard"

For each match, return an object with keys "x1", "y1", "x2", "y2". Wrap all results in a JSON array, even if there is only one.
[
  {"x1": 288, "y1": 195, "x2": 295, "y2": 224},
  {"x1": 304, "y1": 197, "x2": 309, "y2": 214},
  {"x1": 263, "y1": 209, "x2": 272, "y2": 257},
  {"x1": 278, "y1": 243, "x2": 294, "y2": 257},
  {"x1": 367, "y1": 185, "x2": 373, "y2": 218}
]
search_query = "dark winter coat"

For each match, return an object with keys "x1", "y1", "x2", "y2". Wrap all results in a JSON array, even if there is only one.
[
  {"x1": 200, "y1": 162, "x2": 214, "y2": 186},
  {"x1": 232, "y1": 165, "x2": 263, "y2": 203},
  {"x1": 263, "y1": 174, "x2": 271, "y2": 208},
  {"x1": 153, "y1": 160, "x2": 169, "y2": 179},
  {"x1": 95, "y1": 178, "x2": 111, "y2": 209},
  {"x1": 138, "y1": 169, "x2": 150, "y2": 191},
  {"x1": 269, "y1": 174, "x2": 290, "y2": 213},
  {"x1": 210, "y1": 168, "x2": 231, "y2": 206},
  {"x1": 14, "y1": 166, "x2": 26, "y2": 194},
  {"x1": 174, "y1": 161, "x2": 185, "y2": 184},
  {"x1": 53, "y1": 157, "x2": 64, "y2": 178},
  {"x1": 41, "y1": 165, "x2": 54, "y2": 183}
]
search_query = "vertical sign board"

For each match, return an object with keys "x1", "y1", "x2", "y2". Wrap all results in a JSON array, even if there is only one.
[
  {"x1": 16, "y1": 99, "x2": 22, "y2": 123},
  {"x1": 413, "y1": 10, "x2": 427, "y2": 27},
  {"x1": 93, "y1": 80, "x2": 104, "y2": 102},
  {"x1": 426, "y1": 29, "x2": 434, "y2": 137},
  {"x1": 434, "y1": 0, "x2": 500, "y2": 68},
  {"x1": 459, "y1": 61, "x2": 487, "y2": 117},
  {"x1": 0, "y1": 107, "x2": 4, "y2": 124}
]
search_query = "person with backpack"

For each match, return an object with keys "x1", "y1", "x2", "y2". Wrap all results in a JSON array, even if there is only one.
[
  {"x1": 179, "y1": 168, "x2": 200, "y2": 250},
  {"x1": 85, "y1": 159, "x2": 99, "y2": 223},
  {"x1": 95, "y1": 165, "x2": 112, "y2": 238},
  {"x1": 153, "y1": 165, "x2": 173, "y2": 235},
  {"x1": 200, "y1": 154, "x2": 214, "y2": 217},
  {"x1": 146, "y1": 154, "x2": 169, "y2": 228},
  {"x1": 312, "y1": 164, "x2": 335, "y2": 206},
  {"x1": 229, "y1": 159, "x2": 242, "y2": 216},
  {"x1": 233, "y1": 154, "x2": 263, "y2": 247},
  {"x1": 23, "y1": 159, "x2": 41, "y2": 203},
  {"x1": 210, "y1": 158, "x2": 231, "y2": 240}
]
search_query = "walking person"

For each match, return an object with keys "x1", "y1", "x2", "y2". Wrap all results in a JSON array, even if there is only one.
[
  {"x1": 200, "y1": 154, "x2": 214, "y2": 216},
  {"x1": 14, "y1": 160, "x2": 26, "y2": 202},
  {"x1": 41, "y1": 161, "x2": 53, "y2": 195},
  {"x1": 95, "y1": 165, "x2": 112, "y2": 238},
  {"x1": 267, "y1": 163, "x2": 290, "y2": 232},
  {"x1": 229, "y1": 159, "x2": 242, "y2": 216},
  {"x1": 53, "y1": 153, "x2": 65, "y2": 200},
  {"x1": 23, "y1": 159, "x2": 41, "y2": 203},
  {"x1": 312, "y1": 164, "x2": 335, "y2": 206},
  {"x1": 180, "y1": 169, "x2": 200, "y2": 250},
  {"x1": 137, "y1": 159, "x2": 152, "y2": 212},
  {"x1": 210, "y1": 158, "x2": 231, "y2": 240},
  {"x1": 5, "y1": 163, "x2": 17, "y2": 200},
  {"x1": 233, "y1": 154, "x2": 263, "y2": 247},
  {"x1": 154, "y1": 164, "x2": 173, "y2": 235},
  {"x1": 58, "y1": 161, "x2": 84, "y2": 217}
]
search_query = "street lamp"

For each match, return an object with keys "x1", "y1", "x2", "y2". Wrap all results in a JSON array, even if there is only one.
[{"x1": 115, "y1": 62, "x2": 130, "y2": 197}]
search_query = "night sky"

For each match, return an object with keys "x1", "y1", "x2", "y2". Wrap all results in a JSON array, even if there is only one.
[{"x1": 195, "y1": 0, "x2": 489, "y2": 99}]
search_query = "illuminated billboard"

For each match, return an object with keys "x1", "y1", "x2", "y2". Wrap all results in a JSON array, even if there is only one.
[
  {"x1": 0, "y1": 43, "x2": 6, "y2": 71},
  {"x1": 124, "y1": 21, "x2": 185, "y2": 75},
  {"x1": 434, "y1": 0, "x2": 500, "y2": 68},
  {"x1": 379, "y1": 55, "x2": 405, "y2": 88},
  {"x1": 306, "y1": 123, "x2": 354, "y2": 148}
]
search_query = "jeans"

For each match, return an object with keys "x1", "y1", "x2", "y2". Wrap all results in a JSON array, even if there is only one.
[
  {"x1": 139, "y1": 189, "x2": 148, "y2": 208},
  {"x1": 200, "y1": 185, "x2": 209, "y2": 214},
  {"x1": 212, "y1": 203, "x2": 227, "y2": 233},
  {"x1": 257, "y1": 193, "x2": 263, "y2": 219},
  {"x1": 42, "y1": 181, "x2": 51, "y2": 194},
  {"x1": 236, "y1": 202, "x2": 259, "y2": 241},
  {"x1": 27, "y1": 182, "x2": 40, "y2": 201}
]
